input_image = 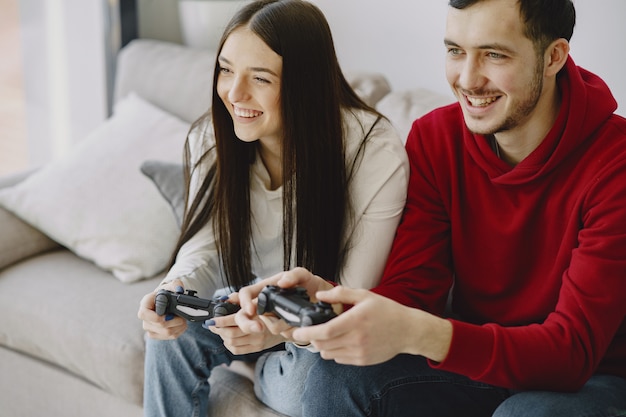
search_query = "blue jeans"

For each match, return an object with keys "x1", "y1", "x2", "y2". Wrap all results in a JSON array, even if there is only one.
[
  {"x1": 301, "y1": 354, "x2": 626, "y2": 417},
  {"x1": 255, "y1": 342, "x2": 319, "y2": 416},
  {"x1": 144, "y1": 321, "x2": 317, "y2": 417}
]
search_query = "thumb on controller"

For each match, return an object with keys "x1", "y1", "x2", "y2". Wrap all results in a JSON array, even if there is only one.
[{"x1": 315, "y1": 286, "x2": 367, "y2": 310}]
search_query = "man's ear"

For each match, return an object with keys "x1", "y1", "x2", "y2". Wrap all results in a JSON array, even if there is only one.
[{"x1": 544, "y1": 38, "x2": 570, "y2": 77}]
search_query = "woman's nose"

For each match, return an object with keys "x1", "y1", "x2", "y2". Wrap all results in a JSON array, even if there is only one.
[{"x1": 228, "y1": 76, "x2": 249, "y2": 103}]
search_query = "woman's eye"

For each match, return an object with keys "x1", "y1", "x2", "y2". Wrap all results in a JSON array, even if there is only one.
[{"x1": 254, "y1": 76, "x2": 270, "y2": 84}]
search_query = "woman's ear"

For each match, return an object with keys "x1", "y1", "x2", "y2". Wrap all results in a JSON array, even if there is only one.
[{"x1": 544, "y1": 38, "x2": 570, "y2": 77}]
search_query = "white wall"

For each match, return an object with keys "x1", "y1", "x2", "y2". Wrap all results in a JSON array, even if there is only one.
[
  {"x1": 568, "y1": 1, "x2": 626, "y2": 116},
  {"x1": 309, "y1": 1, "x2": 450, "y2": 94}
]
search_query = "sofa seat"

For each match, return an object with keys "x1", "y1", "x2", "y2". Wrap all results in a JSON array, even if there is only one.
[
  {"x1": 0, "y1": 249, "x2": 159, "y2": 406},
  {"x1": 0, "y1": 247, "x2": 288, "y2": 416}
]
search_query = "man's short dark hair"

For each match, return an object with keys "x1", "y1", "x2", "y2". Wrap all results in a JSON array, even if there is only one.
[{"x1": 448, "y1": 0, "x2": 576, "y2": 52}]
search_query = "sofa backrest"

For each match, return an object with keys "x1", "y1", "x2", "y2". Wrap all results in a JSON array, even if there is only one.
[
  {"x1": 113, "y1": 39, "x2": 395, "y2": 126},
  {"x1": 114, "y1": 39, "x2": 215, "y2": 124}
]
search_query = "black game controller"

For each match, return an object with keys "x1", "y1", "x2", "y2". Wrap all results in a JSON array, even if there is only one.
[
  {"x1": 155, "y1": 286, "x2": 240, "y2": 322},
  {"x1": 257, "y1": 285, "x2": 337, "y2": 327}
]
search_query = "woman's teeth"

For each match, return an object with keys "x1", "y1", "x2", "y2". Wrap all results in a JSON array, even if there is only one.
[{"x1": 234, "y1": 107, "x2": 262, "y2": 118}]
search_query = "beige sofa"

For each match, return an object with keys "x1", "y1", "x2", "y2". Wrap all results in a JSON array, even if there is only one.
[{"x1": 0, "y1": 39, "x2": 453, "y2": 417}]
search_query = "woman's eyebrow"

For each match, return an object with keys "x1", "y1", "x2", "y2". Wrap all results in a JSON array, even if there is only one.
[{"x1": 218, "y1": 55, "x2": 279, "y2": 77}]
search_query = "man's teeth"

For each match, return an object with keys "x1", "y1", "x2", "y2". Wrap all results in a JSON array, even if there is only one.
[
  {"x1": 467, "y1": 96, "x2": 498, "y2": 107},
  {"x1": 234, "y1": 107, "x2": 262, "y2": 118}
]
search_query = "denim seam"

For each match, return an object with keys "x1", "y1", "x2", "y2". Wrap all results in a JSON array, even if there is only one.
[{"x1": 190, "y1": 360, "x2": 210, "y2": 417}]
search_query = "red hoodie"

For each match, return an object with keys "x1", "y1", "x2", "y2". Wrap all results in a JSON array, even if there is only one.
[{"x1": 374, "y1": 56, "x2": 626, "y2": 392}]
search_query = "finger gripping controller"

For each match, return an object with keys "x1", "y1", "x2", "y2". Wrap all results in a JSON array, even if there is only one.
[
  {"x1": 257, "y1": 285, "x2": 337, "y2": 327},
  {"x1": 155, "y1": 287, "x2": 240, "y2": 322}
]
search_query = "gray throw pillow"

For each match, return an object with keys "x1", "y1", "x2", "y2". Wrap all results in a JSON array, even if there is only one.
[{"x1": 140, "y1": 160, "x2": 185, "y2": 227}]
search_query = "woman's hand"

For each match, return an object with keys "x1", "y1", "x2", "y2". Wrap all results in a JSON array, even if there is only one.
[
  {"x1": 137, "y1": 279, "x2": 188, "y2": 340},
  {"x1": 237, "y1": 267, "x2": 337, "y2": 318},
  {"x1": 233, "y1": 267, "x2": 337, "y2": 344},
  {"x1": 208, "y1": 292, "x2": 286, "y2": 355}
]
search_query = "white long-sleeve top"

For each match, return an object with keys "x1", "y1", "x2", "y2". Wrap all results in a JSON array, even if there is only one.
[{"x1": 163, "y1": 108, "x2": 409, "y2": 298}]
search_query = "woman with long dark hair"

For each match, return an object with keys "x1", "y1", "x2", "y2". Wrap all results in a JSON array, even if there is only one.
[{"x1": 138, "y1": 1, "x2": 408, "y2": 415}]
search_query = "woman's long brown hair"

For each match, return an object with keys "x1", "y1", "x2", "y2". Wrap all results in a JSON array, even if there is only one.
[{"x1": 171, "y1": 0, "x2": 382, "y2": 290}]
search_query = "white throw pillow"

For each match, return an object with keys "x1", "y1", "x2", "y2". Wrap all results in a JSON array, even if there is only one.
[
  {"x1": 0, "y1": 93, "x2": 190, "y2": 282},
  {"x1": 376, "y1": 88, "x2": 455, "y2": 142},
  {"x1": 344, "y1": 71, "x2": 392, "y2": 107}
]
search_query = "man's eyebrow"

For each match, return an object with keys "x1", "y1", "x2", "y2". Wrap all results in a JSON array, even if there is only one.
[
  {"x1": 218, "y1": 56, "x2": 279, "y2": 77},
  {"x1": 444, "y1": 39, "x2": 515, "y2": 54}
]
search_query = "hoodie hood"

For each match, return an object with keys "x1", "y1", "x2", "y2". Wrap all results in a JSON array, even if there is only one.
[{"x1": 466, "y1": 56, "x2": 618, "y2": 186}]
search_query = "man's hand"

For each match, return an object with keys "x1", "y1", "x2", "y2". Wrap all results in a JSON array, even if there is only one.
[
  {"x1": 137, "y1": 279, "x2": 187, "y2": 340},
  {"x1": 292, "y1": 286, "x2": 453, "y2": 366}
]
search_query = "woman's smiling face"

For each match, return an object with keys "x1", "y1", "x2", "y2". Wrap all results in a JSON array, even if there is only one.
[{"x1": 217, "y1": 27, "x2": 283, "y2": 145}]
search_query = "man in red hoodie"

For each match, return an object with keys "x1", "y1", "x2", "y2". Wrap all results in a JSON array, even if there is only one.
[{"x1": 235, "y1": 0, "x2": 626, "y2": 415}]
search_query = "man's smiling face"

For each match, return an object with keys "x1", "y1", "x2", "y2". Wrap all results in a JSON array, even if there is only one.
[{"x1": 444, "y1": 0, "x2": 546, "y2": 137}]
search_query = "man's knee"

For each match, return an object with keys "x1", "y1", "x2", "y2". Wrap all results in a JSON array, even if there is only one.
[{"x1": 493, "y1": 376, "x2": 626, "y2": 417}]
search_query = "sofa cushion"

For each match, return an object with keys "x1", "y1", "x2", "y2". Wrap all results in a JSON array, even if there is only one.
[
  {"x1": 0, "y1": 250, "x2": 161, "y2": 406},
  {"x1": 0, "y1": 205, "x2": 60, "y2": 269},
  {"x1": 113, "y1": 39, "x2": 393, "y2": 124},
  {"x1": 0, "y1": 249, "x2": 290, "y2": 415},
  {"x1": 0, "y1": 346, "x2": 143, "y2": 416},
  {"x1": 0, "y1": 93, "x2": 189, "y2": 283},
  {"x1": 208, "y1": 366, "x2": 288, "y2": 417},
  {"x1": 345, "y1": 71, "x2": 392, "y2": 107},
  {"x1": 114, "y1": 39, "x2": 215, "y2": 124}
]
